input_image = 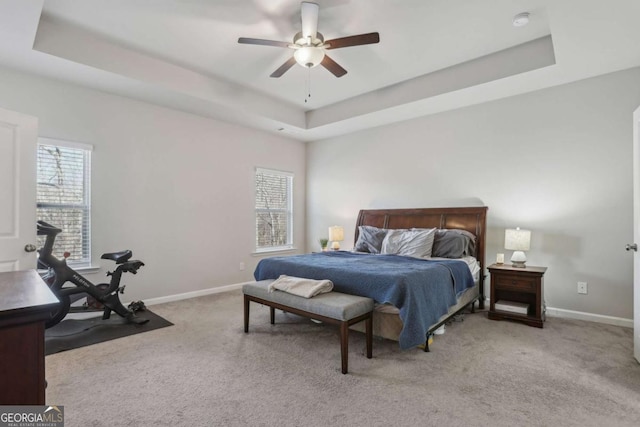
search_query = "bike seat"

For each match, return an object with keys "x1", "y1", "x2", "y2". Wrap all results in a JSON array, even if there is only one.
[{"x1": 101, "y1": 250, "x2": 132, "y2": 264}]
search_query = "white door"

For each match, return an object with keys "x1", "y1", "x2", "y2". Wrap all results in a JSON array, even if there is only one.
[
  {"x1": 0, "y1": 107, "x2": 38, "y2": 272},
  {"x1": 633, "y1": 105, "x2": 640, "y2": 363}
]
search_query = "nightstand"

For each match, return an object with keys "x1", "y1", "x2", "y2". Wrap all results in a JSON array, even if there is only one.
[{"x1": 488, "y1": 263, "x2": 547, "y2": 328}]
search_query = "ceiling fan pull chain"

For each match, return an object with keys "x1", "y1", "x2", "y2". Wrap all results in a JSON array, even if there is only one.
[{"x1": 308, "y1": 68, "x2": 312, "y2": 100}]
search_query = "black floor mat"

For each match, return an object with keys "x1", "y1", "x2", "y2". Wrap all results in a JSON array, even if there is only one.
[{"x1": 45, "y1": 309, "x2": 173, "y2": 355}]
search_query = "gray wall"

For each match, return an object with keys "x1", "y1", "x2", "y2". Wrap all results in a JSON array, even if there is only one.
[
  {"x1": 0, "y1": 66, "x2": 306, "y2": 301},
  {"x1": 306, "y1": 67, "x2": 640, "y2": 320},
  {"x1": 2, "y1": 62, "x2": 639, "y2": 320}
]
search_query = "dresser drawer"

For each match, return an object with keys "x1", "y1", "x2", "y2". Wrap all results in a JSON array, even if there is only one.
[{"x1": 494, "y1": 274, "x2": 536, "y2": 292}]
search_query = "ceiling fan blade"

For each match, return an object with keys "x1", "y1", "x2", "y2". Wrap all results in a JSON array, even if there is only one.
[
  {"x1": 321, "y1": 55, "x2": 347, "y2": 78},
  {"x1": 270, "y1": 57, "x2": 297, "y2": 78},
  {"x1": 238, "y1": 37, "x2": 291, "y2": 48},
  {"x1": 324, "y1": 32, "x2": 380, "y2": 50},
  {"x1": 301, "y1": 2, "x2": 319, "y2": 39}
]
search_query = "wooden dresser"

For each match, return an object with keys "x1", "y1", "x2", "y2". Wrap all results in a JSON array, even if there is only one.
[{"x1": 0, "y1": 270, "x2": 59, "y2": 404}]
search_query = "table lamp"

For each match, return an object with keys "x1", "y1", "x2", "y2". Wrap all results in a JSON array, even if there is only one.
[
  {"x1": 505, "y1": 227, "x2": 531, "y2": 268},
  {"x1": 328, "y1": 226, "x2": 344, "y2": 251}
]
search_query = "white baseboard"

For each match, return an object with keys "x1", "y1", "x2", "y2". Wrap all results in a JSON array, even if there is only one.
[
  {"x1": 545, "y1": 306, "x2": 633, "y2": 328},
  {"x1": 482, "y1": 297, "x2": 632, "y2": 328},
  {"x1": 142, "y1": 291, "x2": 634, "y2": 329},
  {"x1": 142, "y1": 282, "x2": 247, "y2": 306}
]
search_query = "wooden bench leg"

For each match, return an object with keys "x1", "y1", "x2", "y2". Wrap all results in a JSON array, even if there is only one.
[
  {"x1": 244, "y1": 295, "x2": 250, "y2": 333},
  {"x1": 366, "y1": 314, "x2": 372, "y2": 359},
  {"x1": 243, "y1": 292, "x2": 374, "y2": 374},
  {"x1": 340, "y1": 321, "x2": 349, "y2": 374}
]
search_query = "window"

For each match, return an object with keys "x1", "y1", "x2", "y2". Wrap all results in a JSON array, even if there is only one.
[
  {"x1": 37, "y1": 138, "x2": 92, "y2": 267},
  {"x1": 255, "y1": 167, "x2": 293, "y2": 252}
]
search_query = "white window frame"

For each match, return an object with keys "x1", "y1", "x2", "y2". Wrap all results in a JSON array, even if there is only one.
[
  {"x1": 37, "y1": 137, "x2": 93, "y2": 268},
  {"x1": 255, "y1": 167, "x2": 294, "y2": 253}
]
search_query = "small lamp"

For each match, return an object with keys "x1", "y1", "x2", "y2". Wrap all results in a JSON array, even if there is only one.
[
  {"x1": 328, "y1": 226, "x2": 344, "y2": 251},
  {"x1": 505, "y1": 227, "x2": 531, "y2": 268}
]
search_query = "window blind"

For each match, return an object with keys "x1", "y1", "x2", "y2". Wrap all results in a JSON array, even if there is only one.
[
  {"x1": 255, "y1": 168, "x2": 293, "y2": 251},
  {"x1": 37, "y1": 141, "x2": 92, "y2": 266}
]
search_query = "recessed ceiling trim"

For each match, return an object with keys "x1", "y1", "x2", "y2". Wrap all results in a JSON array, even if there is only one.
[
  {"x1": 33, "y1": 13, "x2": 306, "y2": 130},
  {"x1": 306, "y1": 35, "x2": 556, "y2": 130}
]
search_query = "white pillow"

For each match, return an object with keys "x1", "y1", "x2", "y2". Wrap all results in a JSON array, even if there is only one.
[{"x1": 380, "y1": 228, "x2": 437, "y2": 258}]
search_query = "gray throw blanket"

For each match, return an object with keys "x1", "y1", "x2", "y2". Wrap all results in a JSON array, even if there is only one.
[{"x1": 268, "y1": 275, "x2": 334, "y2": 298}]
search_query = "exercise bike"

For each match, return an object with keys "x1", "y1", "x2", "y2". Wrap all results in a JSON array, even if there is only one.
[{"x1": 37, "y1": 220, "x2": 149, "y2": 329}]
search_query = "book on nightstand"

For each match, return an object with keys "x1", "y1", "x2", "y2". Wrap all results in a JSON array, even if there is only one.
[{"x1": 494, "y1": 300, "x2": 529, "y2": 315}]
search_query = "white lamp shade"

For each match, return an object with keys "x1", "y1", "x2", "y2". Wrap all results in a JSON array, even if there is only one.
[
  {"x1": 328, "y1": 226, "x2": 344, "y2": 250},
  {"x1": 504, "y1": 228, "x2": 531, "y2": 251},
  {"x1": 294, "y1": 46, "x2": 325, "y2": 68},
  {"x1": 328, "y1": 226, "x2": 344, "y2": 242}
]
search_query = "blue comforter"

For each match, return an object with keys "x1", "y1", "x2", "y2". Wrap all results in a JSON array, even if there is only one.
[{"x1": 254, "y1": 251, "x2": 475, "y2": 349}]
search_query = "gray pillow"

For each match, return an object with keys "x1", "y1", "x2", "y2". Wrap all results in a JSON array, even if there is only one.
[
  {"x1": 432, "y1": 229, "x2": 476, "y2": 258},
  {"x1": 381, "y1": 228, "x2": 436, "y2": 258},
  {"x1": 354, "y1": 225, "x2": 388, "y2": 254}
]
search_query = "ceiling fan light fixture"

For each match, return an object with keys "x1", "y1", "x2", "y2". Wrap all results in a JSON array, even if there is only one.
[
  {"x1": 294, "y1": 46, "x2": 325, "y2": 68},
  {"x1": 238, "y1": 2, "x2": 379, "y2": 78}
]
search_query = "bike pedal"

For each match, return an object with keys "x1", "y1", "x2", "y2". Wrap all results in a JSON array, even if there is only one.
[{"x1": 128, "y1": 300, "x2": 146, "y2": 312}]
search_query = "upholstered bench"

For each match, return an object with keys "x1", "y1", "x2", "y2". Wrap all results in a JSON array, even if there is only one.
[{"x1": 243, "y1": 280, "x2": 374, "y2": 374}]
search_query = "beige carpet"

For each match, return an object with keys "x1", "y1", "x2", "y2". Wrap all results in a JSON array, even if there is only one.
[{"x1": 45, "y1": 289, "x2": 640, "y2": 427}]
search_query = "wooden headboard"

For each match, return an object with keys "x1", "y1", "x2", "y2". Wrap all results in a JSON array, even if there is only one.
[{"x1": 354, "y1": 206, "x2": 488, "y2": 308}]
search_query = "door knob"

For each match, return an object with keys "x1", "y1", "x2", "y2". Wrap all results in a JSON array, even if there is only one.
[
  {"x1": 625, "y1": 243, "x2": 638, "y2": 252},
  {"x1": 24, "y1": 244, "x2": 37, "y2": 252}
]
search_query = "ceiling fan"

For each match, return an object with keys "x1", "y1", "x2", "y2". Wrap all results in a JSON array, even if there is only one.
[{"x1": 238, "y1": 1, "x2": 380, "y2": 78}]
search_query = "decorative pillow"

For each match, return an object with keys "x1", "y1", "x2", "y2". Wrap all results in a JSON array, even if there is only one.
[
  {"x1": 431, "y1": 229, "x2": 476, "y2": 258},
  {"x1": 381, "y1": 228, "x2": 437, "y2": 258},
  {"x1": 354, "y1": 225, "x2": 388, "y2": 254}
]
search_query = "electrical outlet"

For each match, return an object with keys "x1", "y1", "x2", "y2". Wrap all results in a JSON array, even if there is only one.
[
  {"x1": 577, "y1": 281, "x2": 588, "y2": 294},
  {"x1": 239, "y1": 262, "x2": 245, "y2": 271}
]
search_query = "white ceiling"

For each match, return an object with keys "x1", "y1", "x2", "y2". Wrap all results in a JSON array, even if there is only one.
[{"x1": 1, "y1": 0, "x2": 639, "y2": 141}]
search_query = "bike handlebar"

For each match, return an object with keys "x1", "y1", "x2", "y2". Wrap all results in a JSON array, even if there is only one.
[
  {"x1": 119, "y1": 260, "x2": 145, "y2": 274},
  {"x1": 37, "y1": 220, "x2": 62, "y2": 236}
]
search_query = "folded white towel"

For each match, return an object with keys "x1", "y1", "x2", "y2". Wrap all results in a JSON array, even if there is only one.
[{"x1": 268, "y1": 275, "x2": 334, "y2": 298}]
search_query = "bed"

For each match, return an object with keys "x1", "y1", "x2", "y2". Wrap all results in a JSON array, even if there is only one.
[{"x1": 254, "y1": 206, "x2": 488, "y2": 350}]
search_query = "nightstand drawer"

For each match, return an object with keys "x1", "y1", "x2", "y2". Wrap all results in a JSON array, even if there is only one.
[{"x1": 494, "y1": 274, "x2": 535, "y2": 292}]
